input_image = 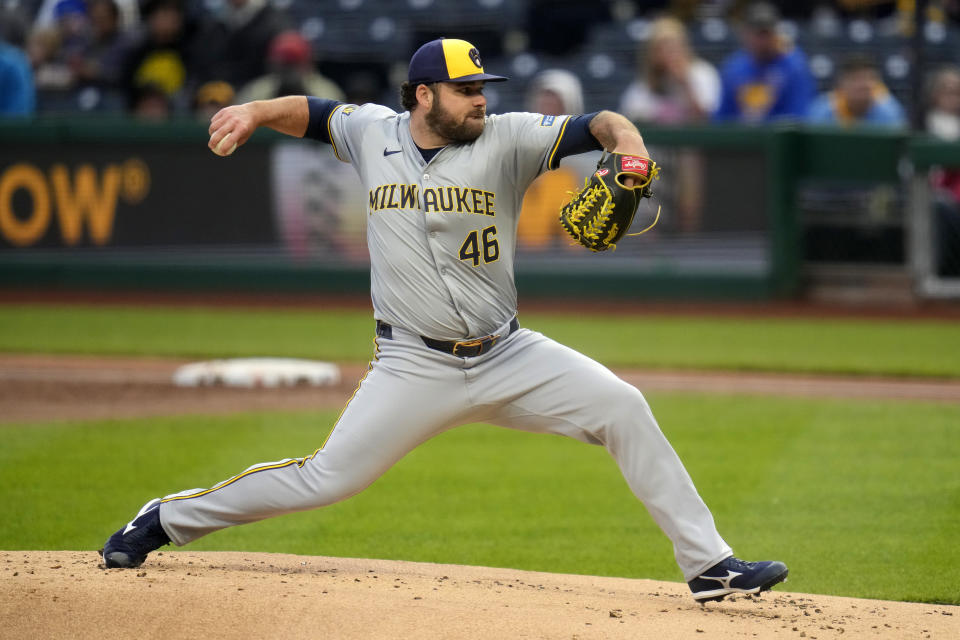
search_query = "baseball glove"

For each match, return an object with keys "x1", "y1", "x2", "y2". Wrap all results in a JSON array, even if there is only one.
[{"x1": 559, "y1": 151, "x2": 661, "y2": 252}]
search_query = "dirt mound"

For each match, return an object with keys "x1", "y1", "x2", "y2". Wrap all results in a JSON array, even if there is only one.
[{"x1": 1, "y1": 551, "x2": 956, "y2": 639}]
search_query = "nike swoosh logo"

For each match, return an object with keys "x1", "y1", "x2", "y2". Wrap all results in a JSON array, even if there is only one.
[{"x1": 383, "y1": 148, "x2": 402, "y2": 156}]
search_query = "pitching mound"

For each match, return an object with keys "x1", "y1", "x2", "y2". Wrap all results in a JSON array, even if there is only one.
[{"x1": 2, "y1": 551, "x2": 956, "y2": 639}]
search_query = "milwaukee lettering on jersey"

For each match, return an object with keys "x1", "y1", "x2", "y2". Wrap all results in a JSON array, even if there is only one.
[{"x1": 368, "y1": 184, "x2": 496, "y2": 216}]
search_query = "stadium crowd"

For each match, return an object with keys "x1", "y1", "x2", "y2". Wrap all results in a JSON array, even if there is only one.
[
  {"x1": 2, "y1": 0, "x2": 958, "y2": 273},
  {"x1": 0, "y1": 0, "x2": 958, "y2": 134}
]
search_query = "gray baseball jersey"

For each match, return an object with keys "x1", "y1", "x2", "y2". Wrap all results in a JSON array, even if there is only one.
[
  {"x1": 157, "y1": 101, "x2": 733, "y2": 581},
  {"x1": 329, "y1": 103, "x2": 569, "y2": 339}
]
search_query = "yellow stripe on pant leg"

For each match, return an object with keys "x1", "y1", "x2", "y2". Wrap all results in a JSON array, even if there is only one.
[
  {"x1": 161, "y1": 459, "x2": 301, "y2": 503},
  {"x1": 312, "y1": 335, "x2": 382, "y2": 456},
  {"x1": 162, "y1": 335, "x2": 383, "y2": 501}
]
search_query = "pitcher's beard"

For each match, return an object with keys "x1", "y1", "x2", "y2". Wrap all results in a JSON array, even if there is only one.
[{"x1": 426, "y1": 100, "x2": 485, "y2": 143}]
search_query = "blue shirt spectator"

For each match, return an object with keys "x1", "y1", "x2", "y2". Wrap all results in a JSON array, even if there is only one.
[
  {"x1": 0, "y1": 41, "x2": 35, "y2": 115},
  {"x1": 714, "y1": 2, "x2": 815, "y2": 123},
  {"x1": 806, "y1": 56, "x2": 906, "y2": 128}
]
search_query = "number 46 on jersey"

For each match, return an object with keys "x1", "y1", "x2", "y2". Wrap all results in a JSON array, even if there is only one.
[{"x1": 459, "y1": 225, "x2": 499, "y2": 266}]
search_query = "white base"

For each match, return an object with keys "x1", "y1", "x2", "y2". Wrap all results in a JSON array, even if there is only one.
[{"x1": 172, "y1": 358, "x2": 341, "y2": 388}]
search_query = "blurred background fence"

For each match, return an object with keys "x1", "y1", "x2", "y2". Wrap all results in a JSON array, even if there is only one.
[
  {"x1": 2, "y1": 120, "x2": 959, "y2": 301},
  {"x1": 3, "y1": 0, "x2": 960, "y2": 302}
]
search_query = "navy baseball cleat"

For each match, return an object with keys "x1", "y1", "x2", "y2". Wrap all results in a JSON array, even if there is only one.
[
  {"x1": 688, "y1": 556, "x2": 789, "y2": 603},
  {"x1": 99, "y1": 498, "x2": 171, "y2": 568}
]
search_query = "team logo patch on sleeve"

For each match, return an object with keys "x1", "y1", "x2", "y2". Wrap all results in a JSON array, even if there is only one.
[
  {"x1": 540, "y1": 115, "x2": 556, "y2": 126},
  {"x1": 342, "y1": 105, "x2": 357, "y2": 115}
]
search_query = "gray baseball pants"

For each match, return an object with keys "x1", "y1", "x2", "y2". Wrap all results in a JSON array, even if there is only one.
[{"x1": 159, "y1": 319, "x2": 732, "y2": 580}]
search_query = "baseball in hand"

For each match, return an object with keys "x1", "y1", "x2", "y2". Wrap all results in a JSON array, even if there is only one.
[{"x1": 213, "y1": 132, "x2": 238, "y2": 157}]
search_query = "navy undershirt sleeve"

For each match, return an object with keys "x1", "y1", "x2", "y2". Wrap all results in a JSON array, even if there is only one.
[
  {"x1": 304, "y1": 97, "x2": 343, "y2": 143},
  {"x1": 548, "y1": 112, "x2": 603, "y2": 169}
]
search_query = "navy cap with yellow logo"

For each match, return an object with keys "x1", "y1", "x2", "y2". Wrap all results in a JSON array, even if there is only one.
[{"x1": 408, "y1": 38, "x2": 508, "y2": 85}]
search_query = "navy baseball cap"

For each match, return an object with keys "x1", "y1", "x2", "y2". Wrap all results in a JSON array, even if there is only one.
[{"x1": 408, "y1": 38, "x2": 508, "y2": 85}]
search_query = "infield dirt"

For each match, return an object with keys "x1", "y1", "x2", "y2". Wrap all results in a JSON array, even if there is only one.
[
  {"x1": 2, "y1": 550, "x2": 958, "y2": 639},
  {"x1": 2, "y1": 353, "x2": 959, "y2": 638},
  {"x1": 2, "y1": 354, "x2": 959, "y2": 424}
]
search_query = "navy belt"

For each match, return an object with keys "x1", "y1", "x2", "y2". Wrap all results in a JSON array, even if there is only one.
[{"x1": 376, "y1": 317, "x2": 519, "y2": 357}]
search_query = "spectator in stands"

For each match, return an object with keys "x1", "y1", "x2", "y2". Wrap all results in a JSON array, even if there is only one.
[
  {"x1": 0, "y1": 38, "x2": 35, "y2": 115},
  {"x1": 130, "y1": 79, "x2": 171, "y2": 120},
  {"x1": 619, "y1": 15, "x2": 720, "y2": 124},
  {"x1": 119, "y1": 0, "x2": 202, "y2": 114},
  {"x1": 236, "y1": 31, "x2": 344, "y2": 104},
  {"x1": 517, "y1": 69, "x2": 588, "y2": 251},
  {"x1": 33, "y1": 0, "x2": 139, "y2": 32},
  {"x1": 73, "y1": 0, "x2": 128, "y2": 89},
  {"x1": 617, "y1": 16, "x2": 716, "y2": 234},
  {"x1": 806, "y1": 55, "x2": 906, "y2": 128},
  {"x1": 926, "y1": 65, "x2": 960, "y2": 141},
  {"x1": 527, "y1": 68, "x2": 584, "y2": 115},
  {"x1": 193, "y1": 79, "x2": 235, "y2": 120},
  {"x1": 54, "y1": 0, "x2": 91, "y2": 68},
  {"x1": 26, "y1": 26, "x2": 70, "y2": 92},
  {"x1": 200, "y1": 0, "x2": 288, "y2": 89},
  {"x1": 714, "y1": 1, "x2": 815, "y2": 123},
  {"x1": 926, "y1": 65, "x2": 960, "y2": 276},
  {"x1": 26, "y1": 0, "x2": 91, "y2": 97}
]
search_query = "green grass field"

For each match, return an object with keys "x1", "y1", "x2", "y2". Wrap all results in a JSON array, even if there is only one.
[
  {"x1": 1, "y1": 302, "x2": 958, "y2": 606},
  {"x1": 1, "y1": 394, "x2": 957, "y2": 605},
  {"x1": 1, "y1": 304, "x2": 960, "y2": 377}
]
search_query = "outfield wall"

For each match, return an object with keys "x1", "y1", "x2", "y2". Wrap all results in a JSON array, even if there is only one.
[{"x1": 1, "y1": 119, "x2": 956, "y2": 300}]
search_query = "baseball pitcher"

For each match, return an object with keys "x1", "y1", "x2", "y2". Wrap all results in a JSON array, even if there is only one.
[{"x1": 101, "y1": 38, "x2": 788, "y2": 604}]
